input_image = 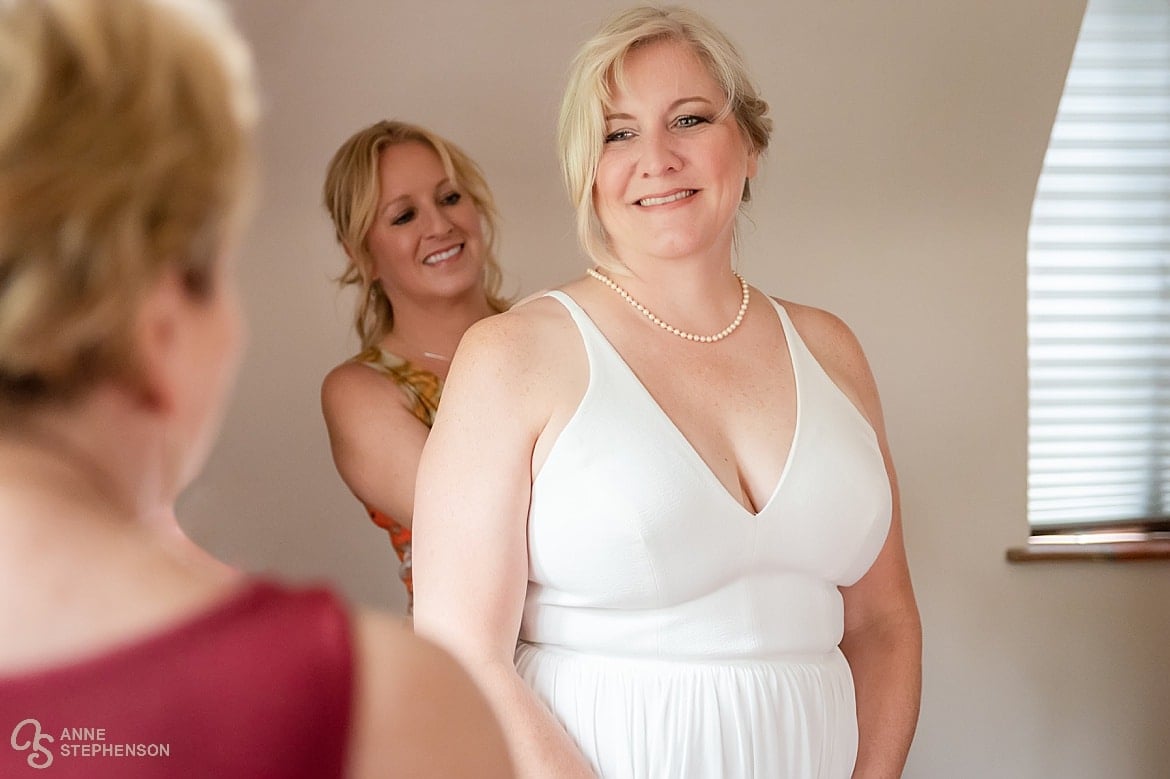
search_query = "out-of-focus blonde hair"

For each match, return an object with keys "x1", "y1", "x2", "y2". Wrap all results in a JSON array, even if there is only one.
[
  {"x1": 558, "y1": 5, "x2": 772, "y2": 272},
  {"x1": 322, "y1": 120, "x2": 509, "y2": 351},
  {"x1": 0, "y1": 0, "x2": 256, "y2": 407}
]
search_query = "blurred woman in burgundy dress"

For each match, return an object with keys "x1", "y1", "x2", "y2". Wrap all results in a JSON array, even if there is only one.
[{"x1": 0, "y1": 2, "x2": 510, "y2": 776}]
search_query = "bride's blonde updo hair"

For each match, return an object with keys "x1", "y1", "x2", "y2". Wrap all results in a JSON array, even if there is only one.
[
  {"x1": 557, "y1": 5, "x2": 773, "y2": 273},
  {"x1": 0, "y1": 0, "x2": 256, "y2": 408}
]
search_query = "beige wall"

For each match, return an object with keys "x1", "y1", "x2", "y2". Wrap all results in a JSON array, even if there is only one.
[{"x1": 182, "y1": 2, "x2": 1170, "y2": 776}]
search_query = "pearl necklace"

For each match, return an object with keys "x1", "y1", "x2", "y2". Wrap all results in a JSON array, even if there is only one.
[{"x1": 586, "y1": 267, "x2": 750, "y2": 343}]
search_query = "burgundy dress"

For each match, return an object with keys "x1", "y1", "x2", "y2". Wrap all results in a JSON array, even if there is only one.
[{"x1": 1, "y1": 580, "x2": 353, "y2": 778}]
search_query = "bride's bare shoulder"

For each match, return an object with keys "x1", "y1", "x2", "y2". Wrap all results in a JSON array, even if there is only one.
[
  {"x1": 772, "y1": 297, "x2": 868, "y2": 367},
  {"x1": 441, "y1": 285, "x2": 588, "y2": 434},
  {"x1": 771, "y1": 296, "x2": 882, "y2": 421},
  {"x1": 458, "y1": 284, "x2": 585, "y2": 367}
]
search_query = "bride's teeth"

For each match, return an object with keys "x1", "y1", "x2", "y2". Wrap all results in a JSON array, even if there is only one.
[
  {"x1": 638, "y1": 190, "x2": 695, "y2": 207},
  {"x1": 424, "y1": 245, "x2": 462, "y2": 264}
]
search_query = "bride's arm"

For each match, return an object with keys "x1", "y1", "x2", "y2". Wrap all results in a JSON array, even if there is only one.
[
  {"x1": 412, "y1": 309, "x2": 596, "y2": 779},
  {"x1": 787, "y1": 302, "x2": 922, "y2": 778}
]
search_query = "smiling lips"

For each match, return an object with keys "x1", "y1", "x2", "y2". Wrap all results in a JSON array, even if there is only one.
[
  {"x1": 636, "y1": 189, "x2": 697, "y2": 207},
  {"x1": 423, "y1": 244, "x2": 463, "y2": 265}
]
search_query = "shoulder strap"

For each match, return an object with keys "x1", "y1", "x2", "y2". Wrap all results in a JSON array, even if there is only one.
[
  {"x1": 352, "y1": 347, "x2": 441, "y2": 427},
  {"x1": 541, "y1": 289, "x2": 617, "y2": 367}
]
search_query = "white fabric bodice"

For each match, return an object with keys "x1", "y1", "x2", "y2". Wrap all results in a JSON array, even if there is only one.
[{"x1": 520, "y1": 291, "x2": 891, "y2": 659}]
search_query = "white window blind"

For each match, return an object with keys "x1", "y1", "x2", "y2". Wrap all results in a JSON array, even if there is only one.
[{"x1": 1027, "y1": 0, "x2": 1170, "y2": 532}]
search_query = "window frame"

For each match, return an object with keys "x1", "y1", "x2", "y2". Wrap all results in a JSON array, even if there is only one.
[{"x1": 1010, "y1": 0, "x2": 1170, "y2": 562}]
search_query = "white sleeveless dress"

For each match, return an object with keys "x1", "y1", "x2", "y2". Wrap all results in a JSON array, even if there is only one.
[{"x1": 515, "y1": 290, "x2": 892, "y2": 779}]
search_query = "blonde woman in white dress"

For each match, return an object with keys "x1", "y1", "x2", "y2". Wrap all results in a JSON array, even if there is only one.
[{"x1": 413, "y1": 6, "x2": 921, "y2": 778}]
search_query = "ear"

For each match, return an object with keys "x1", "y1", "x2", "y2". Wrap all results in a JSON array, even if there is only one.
[{"x1": 128, "y1": 267, "x2": 194, "y2": 414}]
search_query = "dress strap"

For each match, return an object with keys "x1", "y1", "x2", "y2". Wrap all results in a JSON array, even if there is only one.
[
  {"x1": 541, "y1": 290, "x2": 617, "y2": 370},
  {"x1": 762, "y1": 296, "x2": 880, "y2": 442},
  {"x1": 352, "y1": 345, "x2": 441, "y2": 427}
]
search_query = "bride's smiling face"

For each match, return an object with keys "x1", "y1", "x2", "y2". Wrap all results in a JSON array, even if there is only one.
[{"x1": 593, "y1": 38, "x2": 757, "y2": 266}]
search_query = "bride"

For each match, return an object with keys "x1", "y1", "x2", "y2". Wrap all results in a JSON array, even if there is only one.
[{"x1": 413, "y1": 6, "x2": 921, "y2": 777}]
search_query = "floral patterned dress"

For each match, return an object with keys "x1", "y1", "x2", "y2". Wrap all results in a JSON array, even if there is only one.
[{"x1": 353, "y1": 346, "x2": 443, "y2": 613}]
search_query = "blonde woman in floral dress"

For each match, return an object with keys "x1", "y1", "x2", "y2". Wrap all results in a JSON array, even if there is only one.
[{"x1": 321, "y1": 121, "x2": 509, "y2": 611}]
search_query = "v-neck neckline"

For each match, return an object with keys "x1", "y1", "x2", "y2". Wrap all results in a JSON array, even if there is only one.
[{"x1": 560, "y1": 292, "x2": 801, "y2": 518}]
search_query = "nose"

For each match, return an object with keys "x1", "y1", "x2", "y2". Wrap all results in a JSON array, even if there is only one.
[
  {"x1": 421, "y1": 204, "x2": 455, "y2": 237},
  {"x1": 638, "y1": 128, "x2": 682, "y2": 178}
]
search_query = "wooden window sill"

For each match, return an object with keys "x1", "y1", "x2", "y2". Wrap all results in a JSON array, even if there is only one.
[{"x1": 1006, "y1": 540, "x2": 1170, "y2": 562}]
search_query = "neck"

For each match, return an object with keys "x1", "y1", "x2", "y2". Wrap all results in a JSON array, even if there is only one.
[
  {"x1": 380, "y1": 291, "x2": 497, "y2": 367},
  {"x1": 0, "y1": 423, "x2": 239, "y2": 590},
  {"x1": 0, "y1": 397, "x2": 174, "y2": 534},
  {"x1": 0, "y1": 400, "x2": 239, "y2": 635},
  {"x1": 604, "y1": 245, "x2": 744, "y2": 333}
]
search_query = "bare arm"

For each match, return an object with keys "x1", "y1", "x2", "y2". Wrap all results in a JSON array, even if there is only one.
[
  {"x1": 791, "y1": 304, "x2": 922, "y2": 778},
  {"x1": 348, "y1": 610, "x2": 514, "y2": 778},
  {"x1": 412, "y1": 311, "x2": 597, "y2": 779},
  {"x1": 321, "y1": 361, "x2": 429, "y2": 525},
  {"x1": 841, "y1": 460, "x2": 921, "y2": 779}
]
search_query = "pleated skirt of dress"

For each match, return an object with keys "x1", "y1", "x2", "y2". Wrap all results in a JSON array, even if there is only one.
[{"x1": 514, "y1": 642, "x2": 858, "y2": 779}]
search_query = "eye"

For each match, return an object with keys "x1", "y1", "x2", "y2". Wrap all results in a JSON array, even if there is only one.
[
  {"x1": 439, "y1": 191, "x2": 462, "y2": 206},
  {"x1": 675, "y1": 114, "x2": 710, "y2": 129},
  {"x1": 604, "y1": 129, "x2": 635, "y2": 143},
  {"x1": 390, "y1": 209, "x2": 415, "y2": 226}
]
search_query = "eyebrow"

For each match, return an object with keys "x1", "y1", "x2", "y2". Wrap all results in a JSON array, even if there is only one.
[
  {"x1": 377, "y1": 179, "x2": 455, "y2": 217},
  {"x1": 377, "y1": 196, "x2": 409, "y2": 218},
  {"x1": 604, "y1": 96, "x2": 715, "y2": 122}
]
